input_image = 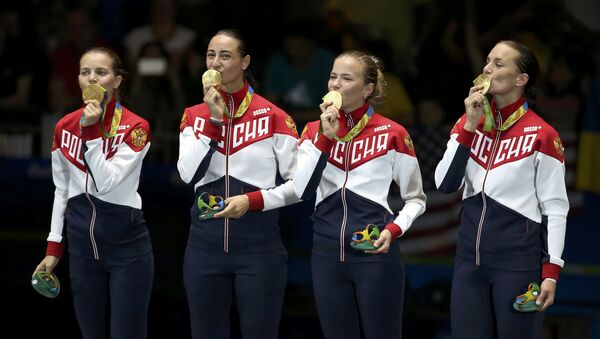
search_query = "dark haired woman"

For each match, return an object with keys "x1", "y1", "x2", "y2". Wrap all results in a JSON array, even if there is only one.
[
  {"x1": 435, "y1": 40, "x2": 569, "y2": 339},
  {"x1": 177, "y1": 30, "x2": 300, "y2": 339}
]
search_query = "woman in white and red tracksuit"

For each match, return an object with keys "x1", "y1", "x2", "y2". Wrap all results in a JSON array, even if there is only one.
[
  {"x1": 291, "y1": 51, "x2": 427, "y2": 339},
  {"x1": 177, "y1": 29, "x2": 300, "y2": 339},
  {"x1": 435, "y1": 40, "x2": 569, "y2": 339},
  {"x1": 33, "y1": 47, "x2": 154, "y2": 339}
]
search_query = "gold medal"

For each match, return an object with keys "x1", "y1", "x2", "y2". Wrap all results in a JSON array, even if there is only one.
[
  {"x1": 202, "y1": 69, "x2": 223, "y2": 88},
  {"x1": 322, "y1": 91, "x2": 342, "y2": 109},
  {"x1": 82, "y1": 84, "x2": 107, "y2": 103},
  {"x1": 473, "y1": 74, "x2": 491, "y2": 94}
]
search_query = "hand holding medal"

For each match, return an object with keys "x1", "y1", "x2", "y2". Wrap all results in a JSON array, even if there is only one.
[
  {"x1": 81, "y1": 84, "x2": 107, "y2": 127},
  {"x1": 80, "y1": 84, "x2": 122, "y2": 138},
  {"x1": 468, "y1": 74, "x2": 527, "y2": 132},
  {"x1": 319, "y1": 90, "x2": 375, "y2": 142},
  {"x1": 202, "y1": 69, "x2": 226, "y2": 120},
  {"x1": 320, "y1": 91, "x2": 342, "y2": 139},
  {"x1": 470, "y1": 74, "x2": 495, "y2": 132}
]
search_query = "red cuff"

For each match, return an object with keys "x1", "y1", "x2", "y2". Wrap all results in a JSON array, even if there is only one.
[
  {"x1": 456, "y1": 127, "x2": 475, "y2": 147},
  {"x1": 314, "y1": 134, "x2": 336, "y2": 153},
  {"x1": 81, "y1": 123, "x2": 101, "y2": 140},
  {"x1": 204, "y1": 121, "x2": 222, "y2": 141},
  {"x1": 542, "y1": 263, "x2": 561, "y2": 281},
  {"x1": 46, "y1": 241, "x2": 65, "y2": 259},
  {"x1": 246, "y1": 191, "x2": 264, "y2": 211},
  {"x1": 383, "y1": 223, "x2": 403, "y2": 239}
]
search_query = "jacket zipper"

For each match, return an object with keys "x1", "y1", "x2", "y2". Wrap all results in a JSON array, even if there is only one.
[
  {"x1": 84, "y1": 172, "x2": 100, "y2": 260},
  {"x1": 339, "y1": 141, "x2": 352, "y2": 262},
  {"x1": 223, "y1": 94, "x2": 234, "y2": 253},
  {"x1": 339, "y1": 114, "x2": 354, "y2": 262},
  {"x1": 475, "y1": 115, "x2": 502, "y2": 266}
]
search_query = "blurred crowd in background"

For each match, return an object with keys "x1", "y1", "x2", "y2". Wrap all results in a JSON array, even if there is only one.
[
  {"x1": 1, "y1": 0, "x2": 599, "y2": 338},
  {"x1": 2, "y1": 0, "x2": 598, "y2": 254},
  {"x1": 0, "y1": 0, "x2": 597, "y2": 162}
]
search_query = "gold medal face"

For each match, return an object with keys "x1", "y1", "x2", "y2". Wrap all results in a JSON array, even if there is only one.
[
  {"x1": 82, "y1": 84, "x2": 107, "y2": 103},
  {"x1": 473, "y1": 74, "x2": 491, "y2": 94},
  {"x1": 322, "y1": 91, "x2": 342, "y2": 109},
  {"x1": 202, "y1": 69, "x2": 223, "y2": 88}
]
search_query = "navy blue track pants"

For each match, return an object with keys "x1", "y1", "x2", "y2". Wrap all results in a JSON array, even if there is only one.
[
  {"x1": 451, "y1": 256, "x2": 545, "y2": 339},
  {"x1": 311, "y1": 252, "x2": 406, "y2": 339},
  {"x1": 183, "y1": 246, "x2": 287, "y2": 339},
  {"x1": 69, "y1": 252, "x2": 154, "y2": 339}
]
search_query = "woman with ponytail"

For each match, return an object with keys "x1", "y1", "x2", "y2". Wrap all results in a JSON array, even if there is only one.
[{"x1": 292, "y1": 50, "x2": 427, "y2": 339}]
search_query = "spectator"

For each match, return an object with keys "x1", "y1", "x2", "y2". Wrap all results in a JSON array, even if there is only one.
[
  {"x1": 263, "y1": 21, "x2": 335, "y2": 126},
  {"x1": 129, "y1": 40, "x2": 184, "y2": 162},
  {"x1": 122, "y1": 0, "x2": 195, "y2": 73}
]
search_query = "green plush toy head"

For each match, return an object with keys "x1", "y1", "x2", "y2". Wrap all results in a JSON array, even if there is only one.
[
  {"x1": 513, "y1": 282, "x2": 540, "y2": 312},
  {"x1": 31, "y1": 271, "x2": 60, "y2": 298},
  {"x1": 350, "y1": 224, "x2": 381, "y2": 251}
]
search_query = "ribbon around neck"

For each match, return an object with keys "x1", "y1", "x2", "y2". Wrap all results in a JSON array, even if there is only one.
[{"x1": 482, "y1": 97, "x2": 528, "y2": 132}]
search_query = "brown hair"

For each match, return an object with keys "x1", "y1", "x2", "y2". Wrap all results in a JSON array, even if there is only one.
[
  {"x1": 80, "y1": 47, "x2": 127, "y2": 101},
  {"x1": 337, "y1": 50, "x2": 387, "y2": 105},
  {"x1": 497, "y1": 40, "x2": 539, "y2": 101}
]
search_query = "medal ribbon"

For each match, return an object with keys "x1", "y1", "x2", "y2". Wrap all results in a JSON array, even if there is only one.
[
  {"x1": 96, "y1": 89, "x2": 122, "y2": 138},
  {"x1": 223, "y1": 85, "x2": 254, "y2": 119},
  {"x1": 482, "y1": 97, "x2": 528, "y2": 132},
  {"x1": 101, "y1": 102, "x2": 123, "y2": 138},
  {"x1": 482, "y1": 97, "x2": 494, "y2": 132},
  {"x1": 321, "y1": 105, "x2": 374, "y2": 142}
]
